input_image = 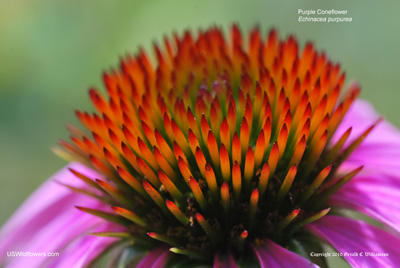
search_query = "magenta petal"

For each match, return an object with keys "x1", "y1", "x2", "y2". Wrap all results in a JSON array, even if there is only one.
[
  {"x1": 333, "y1": 100, "x2": 400, "y2": 171},
  {"x1": 151, "y1": 250, "x2": 172, "y2": 268},
  {"x1": 252, "y1": 239, "x2": 319, "y2": 268},
  {"x1": 306, "y1": 215, "x2": 400, "y2": 268},
  {"x1": 330, "y1": 174, "x2": 400, "y2": 232},
  {"x1": 136, "y1": 247, "x2": 170, "y2": 268},
  {"x1": 47, "y1": 222, "x2": 119, "y2": 268},
  {"x1": 0, "y1": 163, "x2": 117, "y2": 268},
  {"x1": 329, "y1": 100, "x2": 400, "y2": 232},
  {"x1": 333, "y1": 100, "x2": 400, "y2": 147},
  {"x1": 213, "y1": 252, "x2": 238, "y2": 268}
]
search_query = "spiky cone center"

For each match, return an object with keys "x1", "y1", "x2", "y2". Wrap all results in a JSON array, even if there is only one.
[{"x1": 59, "y1": 25, "x2": 375, "y2": 262}]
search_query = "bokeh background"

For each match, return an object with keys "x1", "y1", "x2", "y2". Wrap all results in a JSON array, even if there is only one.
[{"x1": 1, "y1": 0, "x2": 399, "y2": 266}]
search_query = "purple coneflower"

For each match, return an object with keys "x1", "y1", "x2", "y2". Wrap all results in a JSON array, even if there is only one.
[{"x1": 1, "y1": 25, "x2": 399, "y2": 268}]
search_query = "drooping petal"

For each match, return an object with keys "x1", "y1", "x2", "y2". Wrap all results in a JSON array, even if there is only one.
[
  {"x1": 252, "y1": 239, "x2": 319, "y2": 268},
  {"x1": 306, "y1": 215, "x2": 400, "y2": 268},
  {"x1": 0, "y1": 163, "x2": 118, "y2": 268}
]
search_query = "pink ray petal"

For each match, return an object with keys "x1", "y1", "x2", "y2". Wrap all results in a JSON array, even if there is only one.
[
  {"x1": 343, "y1": 144, "x2": 400, "y2": 173},
  {"x1": 331, "y1": 99, "x2": 400, "y2": 233},
  {"x1": 252, "y1": 239, "x2": 319, "y2": 268},
  {"x1": 47, "y1": 222, "x2": 120, "y2": 268},
  {"x1": 333, "y1": 100, "x2": 400, "y2": 147},
  {"x1": 335, "y1": 101, "x2": 400, "y2": 179},
  {"x1": 306, "y1": 215, "x2": 400, "y2": 268},
  {"x1": 330, "y1": 174, "x2": 400, "y2": 232},
  {"x1": 0, "y1": 163, "x2": 118, "y2": 268},
  {"x1": 136, "y1": 247, "x2": 170, "y2": 268},
  {"x1": 334, "y1": 100, "x2": 400, "y2": 171},
  {"x1": 151, "y1": 250, "x2": 172, "y2": 268}
]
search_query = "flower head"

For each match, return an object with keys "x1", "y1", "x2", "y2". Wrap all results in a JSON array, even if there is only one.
[{"x1": 2, "y1": 25, "x2": 400, "y2": 268}]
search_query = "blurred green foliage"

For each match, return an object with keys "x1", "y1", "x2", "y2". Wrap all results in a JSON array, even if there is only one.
[{"x1": 0, "y1": 1, "x2": 399, "y2": 266}]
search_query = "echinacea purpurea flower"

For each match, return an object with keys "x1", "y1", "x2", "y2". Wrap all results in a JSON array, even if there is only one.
[{"x1": 1, "y1": 25, "x2": 400, "y2": 268}]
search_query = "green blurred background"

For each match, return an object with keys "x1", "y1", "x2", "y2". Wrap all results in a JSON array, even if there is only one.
[{"x1": 1, "y1": 1, "x2": 399, "y2": 266}]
